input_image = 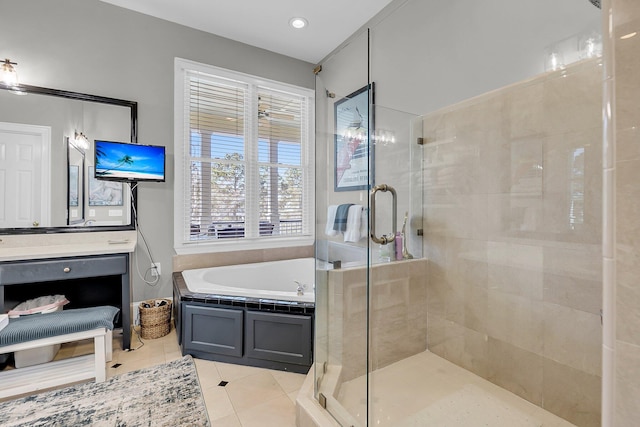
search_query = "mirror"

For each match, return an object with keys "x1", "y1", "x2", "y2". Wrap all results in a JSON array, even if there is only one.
[
  {"x1": 0, "y1": 83, "x2": 137, "y2": 233},
  {"x1": 67, "y1": 138, "x2": 85, "y2": 225}
]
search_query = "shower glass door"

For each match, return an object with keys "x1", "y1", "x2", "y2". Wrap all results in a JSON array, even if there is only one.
[
  {"x1": 314, "y1": 27, "x2": 424, "y2": 426},
  {"x1": 314, "y1": 29, "x2": 370, "y2": 426}
]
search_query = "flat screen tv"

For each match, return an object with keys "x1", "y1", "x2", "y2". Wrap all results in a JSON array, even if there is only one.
[{"x1": 94, "y1": 140, "x2": 166, "y2": 182}]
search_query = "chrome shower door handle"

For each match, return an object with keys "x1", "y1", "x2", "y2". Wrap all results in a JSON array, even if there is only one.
[{"x1": 370, "y1": 184, "x2": 398, "y2": 245}]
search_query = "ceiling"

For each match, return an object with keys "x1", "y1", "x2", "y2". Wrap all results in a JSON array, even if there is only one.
[{"x1": 100, "y1": 0, "x2": 395, "y2": 64}]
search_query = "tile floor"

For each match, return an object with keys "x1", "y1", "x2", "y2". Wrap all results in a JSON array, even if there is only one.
[
  {"x1": 3, "y1": 326, "x2": 307, "y2": 426},
  {"x1": 3, "y1": 329, "x2": 584, "y2": 427},
  {"x1": 335, "y1": 352, "x2": 577, "y2": 427}
]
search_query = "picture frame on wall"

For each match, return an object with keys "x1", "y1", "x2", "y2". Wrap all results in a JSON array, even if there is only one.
[
  {"x1": 334, "y1": 83, "x2": 375, "y2": 191},
  {"x1": 68, "y1": 165, "x2": 79, "y2": 207}
]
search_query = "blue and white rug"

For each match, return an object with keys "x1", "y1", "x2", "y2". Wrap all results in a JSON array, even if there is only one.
[{"x1": 0, "y1": 355, "x2": 210, "y2": 426}]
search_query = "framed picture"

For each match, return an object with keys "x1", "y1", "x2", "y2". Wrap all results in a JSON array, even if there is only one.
[
  {"x1": 88, "y1": 166, "x2": 124, "y2": 206},
  {"x1": 68, "y1": 165, "x2": 79, "y2": 207},
  {"x1": 334, "y1": 83, "x2": 375, "y2": 191}
]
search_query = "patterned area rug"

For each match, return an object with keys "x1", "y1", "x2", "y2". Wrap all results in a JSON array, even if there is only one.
[{"x1": 0, "y1": 355, "x2": 210, "y2": 426}]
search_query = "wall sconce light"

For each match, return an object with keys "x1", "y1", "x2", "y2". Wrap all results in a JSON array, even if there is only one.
[
  {"x1": 373, "y1": 129, "x2": 396, "y2": 146},
  {"x1": 545, "y1": 50, "x2": 565, "y2": 72},
  {"x1": 74, "y1": 131, "x2": 90, "y2": 150},
  {"x1": 1, "y1": 58, "x2": 19, "y2": 87},
  {"x1": 578, "y1": 32, "x2": 602, "y2": 59}
]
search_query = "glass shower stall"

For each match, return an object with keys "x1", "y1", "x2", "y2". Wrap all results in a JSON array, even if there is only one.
[{"x1": 313, "y1": 1, "x2": 603, "y2": 426}]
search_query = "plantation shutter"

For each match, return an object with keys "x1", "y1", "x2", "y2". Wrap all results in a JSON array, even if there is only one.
[
  {"x1": 257, "y1": 89, "x2": 307, "y2": 237},
  {"x1": 184, "y1": 72, "x2": 249, "y2": 242}
]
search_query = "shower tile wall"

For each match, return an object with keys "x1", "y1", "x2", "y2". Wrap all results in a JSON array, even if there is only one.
[
  {"x1": 611, "y1": 0, "x2": 640, "y2": 425},
  {"x1": 423, "y1": 59, "x2": 603, "y2": 427},
  {"x1": 325, "y1": 259, "x2": 428, "y2": 384}
]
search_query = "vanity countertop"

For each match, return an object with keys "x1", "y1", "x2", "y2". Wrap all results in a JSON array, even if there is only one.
[{"x1": 0, "y1": 231, "x2": 136, "y2": 262}]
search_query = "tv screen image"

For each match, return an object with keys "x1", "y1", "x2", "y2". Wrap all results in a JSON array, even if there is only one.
[{"x1": 94, "y1": 140, "x2": 166, "y2": 182}]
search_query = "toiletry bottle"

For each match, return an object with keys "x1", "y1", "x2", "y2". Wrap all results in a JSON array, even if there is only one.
[
  {"x1": 378, "y1": 244, "x2": 390, "y2": 262},
  {"x1": 395, "y1": 232, "x2": 403, "y2": 261}
]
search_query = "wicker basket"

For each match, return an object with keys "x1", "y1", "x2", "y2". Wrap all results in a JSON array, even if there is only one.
[{"x1": 139, "y1": 299, "x2": 172, "y2": 339}]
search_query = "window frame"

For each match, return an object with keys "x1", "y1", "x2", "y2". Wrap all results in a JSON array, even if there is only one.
[{"x1": 174, "y1": 58, "x2": 315, "y2": 254}]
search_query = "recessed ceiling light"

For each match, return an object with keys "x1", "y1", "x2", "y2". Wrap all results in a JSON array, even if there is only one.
[
  {"x1": 289, "y1": 17, "x2": 308, "y2": 29},
  {"x1": 620, "y1": 31, "x2": 637, "y2": 40}
]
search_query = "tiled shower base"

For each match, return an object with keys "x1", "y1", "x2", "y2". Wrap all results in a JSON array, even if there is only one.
[{"x1": 332, "y1": 352, "x2": 576, "y2": 427}]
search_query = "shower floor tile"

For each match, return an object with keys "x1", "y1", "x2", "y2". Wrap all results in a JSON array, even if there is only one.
[{"x1": 337, "y1": 351, "x2": 576, "y2": 427}]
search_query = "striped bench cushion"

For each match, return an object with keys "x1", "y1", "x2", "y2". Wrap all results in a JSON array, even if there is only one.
[{"x1": 0, "y1": 306, "x2": 119, "y2": 347}]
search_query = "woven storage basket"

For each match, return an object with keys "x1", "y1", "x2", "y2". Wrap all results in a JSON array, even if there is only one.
[{"x1": 139, "y1": 299, "x2": 172, "y2": 339}]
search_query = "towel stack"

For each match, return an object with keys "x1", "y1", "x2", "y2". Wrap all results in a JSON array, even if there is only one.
[{"x1": 326, "y1": 204, "x2": 366, "y2": 242}]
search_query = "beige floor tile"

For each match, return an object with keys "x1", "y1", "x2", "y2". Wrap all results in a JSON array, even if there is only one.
[
  {"x1": 194, "y1": 358, "x2": 222, "y2": 389},
  {"x1": 236, "y1": 394, "x2": 297, "y2": 427},
  {"x1": 107, "y1": 353, "x2": 166, "y2": 377},
  {"x1": 225, "y1": 371, "x2": 286, "y2": 412},
  {"x1": 215, "y1": 361, "x2": 266, "y2": 381},
  {"x1": 164, "y1": 350, "x2": 183, "y2": 363},
  {"x1": 212, "y1": 413, "x2": 242, "y2": 427},
  {"x1": 271, "y1": 369, "x2": 308, "y2": 394},
  {"x1": 288, "y1": 390, "x2": 298, "y2": 404},
  {"x1": 201, "y1": 384, "x2": 235, "y2": 421}
]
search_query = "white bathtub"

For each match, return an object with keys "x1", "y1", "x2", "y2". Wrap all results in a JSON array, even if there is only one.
[{"x1": 181, "y1": 257, "x2": 315, "y2": 304}]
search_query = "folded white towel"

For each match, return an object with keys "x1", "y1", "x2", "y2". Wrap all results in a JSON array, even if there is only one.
[
  {"x1": 344, "y1": 204, "x2": 364, "y2": 242},
  {"x1": 360, "y1": 207, "x2": 368, "y2": 240},
  {"x1": 325, "y1": 205, "x2": 339, "y2": 236}
]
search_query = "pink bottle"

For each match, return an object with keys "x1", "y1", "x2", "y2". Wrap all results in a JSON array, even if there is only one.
[{"x1": 395, "y1": 232, "x2": 403, "y2": 261}]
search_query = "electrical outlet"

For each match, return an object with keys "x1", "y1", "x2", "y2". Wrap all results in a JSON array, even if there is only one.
[{"x1": 151, "y1": 262, "x2": 161, "y2": 277}]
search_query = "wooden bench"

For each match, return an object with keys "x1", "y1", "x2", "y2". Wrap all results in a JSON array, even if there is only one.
[{"x1": 0, "y1": 306, "x2": 119, "y2": 399}]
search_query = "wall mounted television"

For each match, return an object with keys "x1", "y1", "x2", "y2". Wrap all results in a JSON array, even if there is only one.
[{"x1": 94, "y1": 140, "x2": 166, "y2": 182}]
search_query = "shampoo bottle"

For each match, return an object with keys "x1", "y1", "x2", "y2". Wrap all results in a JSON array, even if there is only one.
[{"x1": 395, "y1": 232, "x2": 403, "y2": 261}]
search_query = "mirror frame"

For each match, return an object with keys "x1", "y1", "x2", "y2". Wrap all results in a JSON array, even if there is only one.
[
  {"x1": 0, "y1": 82, "x2": 138, "y2": 234},
  {"x1": 67, "y1": 137, "x2": 85, "y2": 225}
]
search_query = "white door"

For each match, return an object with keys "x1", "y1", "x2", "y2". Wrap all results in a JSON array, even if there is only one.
[{"x1": 0, "y1": 122, "x2": 51, "y2": 228}]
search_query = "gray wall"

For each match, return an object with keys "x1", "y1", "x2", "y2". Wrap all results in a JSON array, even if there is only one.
[{"x1": 0, "y1": 0, "x2": 314, "y2": 301}]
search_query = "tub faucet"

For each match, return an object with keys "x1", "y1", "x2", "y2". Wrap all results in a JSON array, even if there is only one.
[{"x1": 295, "y1": 281, "x2": 307, "y2": 296}]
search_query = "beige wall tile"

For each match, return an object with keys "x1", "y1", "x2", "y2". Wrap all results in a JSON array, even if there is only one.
[
  {"x1": 486, "y1": 290, "x2": 544, "y2": 355},
  {"x1": 543, "y1": 303, "x2": 602, "y2": 376},
  {"x1": 543, "y1": 272, "x2": 601, "y2": 315},
  {"x1": 542, "y1": 62, "x2": 603, "y2": 135},
  {"x1": 505, "y1": 79, "x2": 544, "y2": 139},
  {"x1": 172, "y1": 245, "x2": 313, "y2": 272},
  {"x1": 488, "y1": 264, "x2": 543, "y2": 301},
  {"x1": 427, "y1": 313, "x2": 465, "y2": 363},
  {"x1": 611, "y1": 0, "x2": 640, "y2": 27},
  {"x1": 615, "y1": 340, "x2": 640, "y2": 425},
  {"x1": 613, "y1": 19, "x2": 640, "y2": 131},
  {"x1": 543, "y1": 358, "x2": 601, "y2": 427},
  {"x1": 423, "y1": 57, "x2": 603, "y2": 420},
  {"x1": 543, "y1": 245, "x2": 602, "y2": 282},
  {"x1": 615, "y1": 246, "x2": 640, "y2": 346},
  {"x1": 616, "y1": 126, "x2": 640, "y2": 162},
  {"x1": 486, "y1": 338, "x2": 543, "y2": 405},
  {"x1": 463, "y1": 281, "x2": 488, "y2": 334}
]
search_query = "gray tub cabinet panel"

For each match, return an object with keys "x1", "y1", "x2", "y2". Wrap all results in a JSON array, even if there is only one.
[
  {"x1": 183, "y1": 304, "x2": 243, "y2": 357},
  {"x1": 245, "y1": 311, "x2": 312, "y2": 367},
  {"x1": 173, "y1": 286, "x2": 182, "y2": 346}
]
